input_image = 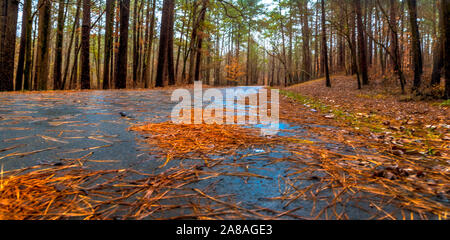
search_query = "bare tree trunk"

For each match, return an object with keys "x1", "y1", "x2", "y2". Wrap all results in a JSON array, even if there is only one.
[
  {"x1": 194, "y1": 1, "x2": 207, "y2": 83},
  {"x1": 103, "y1": 0, "x2": 115, "y2": 89},
  {"x1": 15, "y1": 0, "x2": 31, "y2": 91},
  {"x1": 155, "y1": 0, "x2": 175, "y2": 87},
  {"x1": 350, "y1": 7, "x2": 357, "y2": 76},
  {"x1": 321, "y1": 0, "x2": 331, "y2": 87},
  {"x1": 442, "y1": 0, "x2": 450, "y2": 99},
  {"x1": 143, "y1": 0, "x2": 156, "y2": 88},
  {"x1": 355, "y1": 0, "x2": 369, "y2": 85},
  {"x1": 407, "y1": 0, "x2": 422, "y2": 93},
  {"x1": 388, "y1": 0, "x2": 406, "y2": 93},
  {"x1": 0, "y1": 0, "x2": 18, "y2": 91},
  {"x1": 53, "y1": 0, "x2": 66, "y2": 90},
  {"x1": 70, "y1": 20, "x2": 81, "y2": 89},
  {"x1": 132, "y1": 0, "x2": 139, "y2": 87},
  {"x1": 431, "y1": 0, "x2": 443, "y2": 87},
  {"x1": 167, "y1": 0, "x2": 176, "y2": 85},
  {"x1": 34, "y1": 0, "x2": 52, "y2": 90},
  {"x1": 80, "y1": 0, "x2": 91, "y2": 89},
  {"x1": 175, "y1": 0, "x2": 188, "y2": 82},
  {"x1": 62, "y1": 0, "x2": 82, "y2": 90},
  {"x1": 300, "y1": 0, "x2": 311, "y2": 82},
  {"x1": 115, "y1": 0, "x2": 130, "y2": 89},
  {"x1": 347, "y1": 1, "x2": 361, "y2": 89}
]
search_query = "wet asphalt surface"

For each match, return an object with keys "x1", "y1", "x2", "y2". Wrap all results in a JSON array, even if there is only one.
[{"x1": 0, "y1": 87, "x2": 386, "y2": 219}]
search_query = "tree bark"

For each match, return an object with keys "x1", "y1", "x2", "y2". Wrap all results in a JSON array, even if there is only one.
[
  {"x1": 442, "y1": 0, "x2": 450, "y2": 99},
  {"x1": 155, "y1": 0, "x2": 175, "y2": 87},
  {"x1": 388, "y1": 0, "x2": 406, "y2": 93},
  {"x1": 142, "y1": 0, "x2": 156, "y2": 88},
  {"x1": 0, "y1": 0, "x2": 18, "y2": 91},
  {"x1": 115, "y1": 0, "x2": 130, "y2": 89},
  {"x1": 81, "y1": 0, "x2": 91, "y2": 89},
  {"x1": 62, "y1": 0, "x2": 82, "y2": 90},
  {"x1": 321, "y1": 0, "x2": 331, "y2": 87},
  {"x1": 103, "y1": 0, "x2": 115, "y2": 89},
  {"x1": 431, "y1": 0, "x2": 443, "y2": 86},
  {"x1": 34, "y1": 0, "x2": 52, "y2": 90},
  {"x1": 15, "y1": 0, "x2": 31, "y2": 91},
  {"x1": 300, "y1": 0, "x2": 311, "y2": 82},
  {"x1": 407, "y1": 0, "x2": 422, "y2": 93},
  {"x1": 355, "y1": 0, "x2": 369, "y2": 85},
  {"x1": 194, "y1": 1, "x2": 208, "y2": 83},
  {"x1": 132, "y1": 0, "x2": 139, "y2": 87},
  {"x1": 53, "y1": 0, "x2": 66, "y2": 90}
]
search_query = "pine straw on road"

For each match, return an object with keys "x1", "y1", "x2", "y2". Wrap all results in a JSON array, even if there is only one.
[
  {"x1": 273, "y1": 75, "x2": 449, "y2": 219},
  {"x1": 0, "y1": 158, "x2": 286, "y2": 220},
  {"x1": 131, "y1": 121, "x2": 276, "y2": 167}
]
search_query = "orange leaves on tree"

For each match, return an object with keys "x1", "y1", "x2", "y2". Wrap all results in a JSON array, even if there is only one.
[{"x1": 225, "y1": 57, "x2": 245, "y2": 83}]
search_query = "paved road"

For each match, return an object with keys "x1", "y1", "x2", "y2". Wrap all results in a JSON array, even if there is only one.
[{"x1": 0, "y1": 88, "x2": 375, "y2": 219}]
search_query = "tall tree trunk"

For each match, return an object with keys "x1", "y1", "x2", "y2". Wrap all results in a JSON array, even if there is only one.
[
  {"x1": 350, "y1": 7, "x2": 357, "y2": 76},
  {"x1": 442, "y1": 0, "x2": 450, "y2": 99},
  {"x1": 115, "y1": 0, "x2": 130, "y2": 89},
  {"x1": 34, "y1": 0, "x2": 52, "y2": 90},
  {"x1": 62, "y1": 0, "x2": 82, "y2": 90},
  {"x1": 187, "y1": 0, "x2": 208, "y2": 84},
  {"x1": 347, "y1": 1, "x2": 361, "y2": 89},
  {"x1": 103, "y1": 0, "x2": 114, "y2": 89},
  {"x1": 15, "y1": 0, "x2": 32, "y2": 91},
  {"x1": 300, "y1": 0, "x2": 311, "y2": 82},
  {"x1": 132, "y1": 0, "x2": 139, "y2": 87},
  {"x1": 246, "y1": 23, "x2": 251, "y2": 85},
  {"x1": 355, "y1": 0, "x2": 369, "y2": 85},
  {"x1": 81, "y1": 0, "x2": 91, "y2": 89},
  {"x1": 214, "y1": 17, "x2": 220, "y2": 86},
  {"x1": 388, "y1": 0, "x2": 406, "y2": 93},
  {"x1": 96, "y1": 17, "x2": 101, "y2": 88},
  {"x1": 0, "y1": 0, "x2": 18, "y2": 91},
  {"x1": 314, "y1": 5, "x2": 319, "y2": 77},
  {"x1": 30, "y1": 18, "x2": 37, "y2": 88},
  {"x1": 155, "y1": 0, "x2": 175, "y2": 87},
  {"x1": 194, "y1": 1, "x2": 207, "y2": 84},
  {"x1": 53, "y1": 0, "x2": 66, "y2": 90},
  {"x1": 143, "y1": 0, "x2": 156, "y2": 88},
  {"x1": 431, "y1": 4, "x2": 443, "y2": 87},
  {"x1": 70, "y1": 21, "x2": 81, "y2": 89},
  {"x1": 407, "y1": 0, "x2": 422, "y2": 93},
  {"x1": 367, "y1": 2, "x2": 373, "y2": 67},
  {"x1": 112, "y1": 4, "x2": 120, "y2": 87},
  {"x1": 321, "y1": 0, "x2": 331, "y2": 87},
  {"x1": 167, "y1": 0, "x2": 176, "y2": 85},
  {"x1": 175, "y1": 0, "x2": 188, "y2": 82},
  {"x1": 23, "y1": 0, "x2": 33, "y2": 91}
]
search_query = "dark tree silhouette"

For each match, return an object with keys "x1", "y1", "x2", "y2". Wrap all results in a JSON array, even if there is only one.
[
  {"x1": 103, "y1": 0, "x2": 115, "y2": 89},
  {"x1": 443, "y1": 0, "x2": 450, "y2": 99},
  {"x1": 408, "y1": 0, "x2": 422, "y2": 93},
  {"x1": 155, "y1": 0, "x2": 176, "y2": 87},
  {"x1": 355, "y1": 0, "x2": 368, "y2": 86},
  {"x1": 115, "y1": 0, "x2": 131, "y2": 89},
  {"x1": 15, "y1": 0, "x2": 31, "y2": 91},
  {"x1": 0, "y1": 0, "x2": 18, "y2": 91},
  {"x1": 54, "y1": 0, "x2": 66, "y2": 90},
  {"x1": 34, "y1": 0, "x2": 52, "y2": 90},
  {"x1": 81, "y1": 0, "x2": 91, "y2": 89},
  {"x1": 321, "y1": 0, "x2": 331, "y2": 87}
]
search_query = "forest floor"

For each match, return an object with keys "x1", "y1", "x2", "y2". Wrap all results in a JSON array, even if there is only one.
[
  {"x1": 280, "y1": 74, "x2": 449, "y2": 155},
  {"x1": 275, "y1": 74, "x2": 450, "y2": 219},
  {"x1": 0, "y1": 79, "x2": 448, "y2": 220}
]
